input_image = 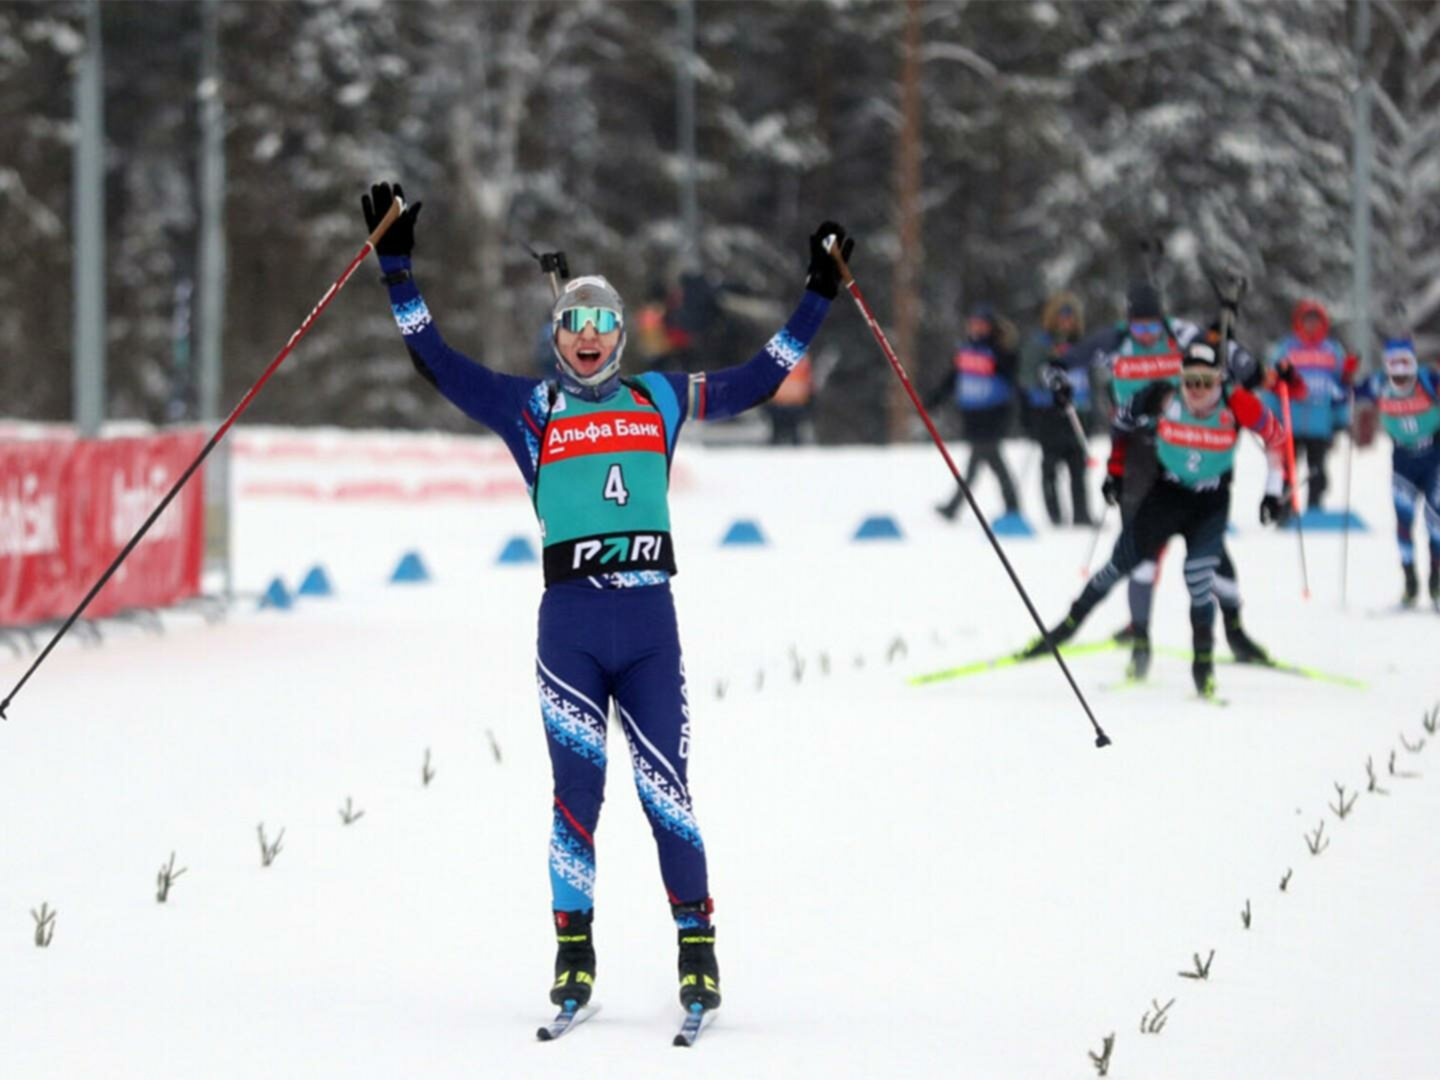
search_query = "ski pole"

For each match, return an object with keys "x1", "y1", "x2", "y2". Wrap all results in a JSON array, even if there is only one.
[
  {"x1": 1277, "y1": 381, "x2": 1312, "y2": 600},
  {"x1": 1063, "y1": 402, "x2": 1098, "y2": 466},
  {"x1": 0, "y1": 196, "x2": 404, "y2": 722},
  {"x1": 1340, "y1": 387, "x2": 1355, "y2": 608},
  {"x1": 1080, "y1": 500, "x2": 1111, "y2": 578},
  {"x1": 825, "y1": 240, "x2": 1111, "y2": 749}
]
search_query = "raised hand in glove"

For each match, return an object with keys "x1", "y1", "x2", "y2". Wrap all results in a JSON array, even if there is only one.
[
  {"x1": 1272, "y1": 358, "x2": 1307, "y2": 399},
  {"x1": 1101, "y1": 471, "x2": 1123, "y2": 507},
  {"x1": 1043, "y1": 362, "x2": 1074, "y2": 407},
  {"x1": 1259, "y1": 491, "x2": 1293, "y2": 526},
  {"x1": 804, "y1": 220, "x2": 854, "y2": 300},
  {"x1": 361, "y1": 182, "x2": 424, "y2": 258}
]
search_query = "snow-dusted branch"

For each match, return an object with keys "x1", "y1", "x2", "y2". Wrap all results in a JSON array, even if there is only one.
[
  {"x1": 1305, "y1": 820, "x2": 1329, "y2": 856},
  {"x1": 1140, "y1": 997, "x2": 1174, "y2": 1034},
  {"x1": 31, "y1": 902, "x2": 56, "y2": 947},
  {"x1": 1178, "y1": 949, "x2": 1214, "y2": 981},
  {"x1": 1088, "y1": 1032, "x2": 1115, "y2": 1076},
  {"x1": 257, "y1": 823, "x2": 284, "y2": 867},
  {"x1": 156, "y1": 852, "x2": 187, "y2": 903}
]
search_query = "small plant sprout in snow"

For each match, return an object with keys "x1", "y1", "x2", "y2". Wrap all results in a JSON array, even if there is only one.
[
  {"x1": 1367, "y1": 756, "x2": 1389, "y2": 795},
  {"x1": 422, "y1": 748, "x2": 436, "y2": 787},
  {"x1": 1305, "y1": 820, "x2": 1330, "y2": 855},
  {"x1": 339, "y1": 797, "x2": 365, "y2": 825},
  {"x1": 156, "y1": 852, "x2": 187, "y2": 903},
  {"x1": 755, "y1": 668, "x2": 766, "y2": 690},
  {"x1": 31, "y1": 903, "x2": 56, "y2": 947},
  {"x1": 1241, "y1": 899, "x2": 1251, "y2": 929},
  {"x1": 1178, "y1": 949, "x2": 1215, "y2": 980},
  {"x1": 1389, "y1": 748, "x2": 1419, "y2": 780},
  {"x1": 1423, "y1": 705, "x2": 1438, "y2": 736},
  {"x1": 819, "y1": 651, "x2": 831, "y2": 676},
  {"x1": 257, "y1": 823, "x2": 284, "y2": 867},
  {"x1": 1088, "y1": 1032, "x2": 1115, "y2": 1076},
  {"x1": 486, "y1": 728, "x2": 503, "y2": 764},
  {"x1": 886, "y1": 635, "x2": 907, "y2": 663},
  {"x1": 1280, "y1": 868, "x2": 1293, "y2": 892},
  {"x1": 714, "y1": 678, "x2": 728, "y2": 701},
  {"x1": 1329, "y1": 783, "x2": 1357, "y2": 820},
  {"x1": 1140, "y1": 997, "x2": 1175, "y2": 1034},
  {"x1": 1400, "y1": 731, "x2": 1426, "y2": 754}
]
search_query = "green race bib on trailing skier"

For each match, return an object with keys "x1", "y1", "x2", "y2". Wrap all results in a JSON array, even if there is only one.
[
  {"x1": 534, "y1": 384, "x2": 676, "y2": 583},
  {"x1": 1378, "y1": 381, "x2": 1440, "y2": 448},
  {"x1": 1155, "y1": 396, "x2": 1240, "y2": 486},
  {"x1": 1111, "y1": 327, "x2": 1183, "y2": 407}
]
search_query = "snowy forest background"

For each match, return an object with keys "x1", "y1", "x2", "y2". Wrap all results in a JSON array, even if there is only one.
[{"x1": 1, "y1": 0, "x2": 1437, "y2": 442}]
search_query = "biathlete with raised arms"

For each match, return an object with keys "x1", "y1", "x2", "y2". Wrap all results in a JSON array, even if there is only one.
[
  {"x1": 1045, "y1": 282, "x2": 1280, "y2": 674},
  {"x1": 1027, "y1": 339, "x2": 1292, "y2": 697},
  {"x1": 361, "y1": 182, "x2": 852, "y2": 1020}
]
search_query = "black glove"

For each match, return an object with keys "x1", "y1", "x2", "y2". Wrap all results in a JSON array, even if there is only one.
[
  {"x1": 1272, "y1": 358, "x2": 1307, "y2": 398},
  {"x1": 1043, "y1": 363, "x2": 1074, "y2": 407},
  {"x1": 361, "y1": 182, "x2": 423, "y2": 258},
  {"x1": 1259, "y1": 492, "x2": 1292, "y2": 526},
  {"x1": 1101, "y1": 472, "x2": 1122, "y2": 507},
  {"x1": 804, "y1": 220, "x2": 853, "y2": 300}
]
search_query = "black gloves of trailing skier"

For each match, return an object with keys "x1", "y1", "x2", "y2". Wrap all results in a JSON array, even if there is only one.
[
  {"x1": 1043, "y1": 363, "x2": 1074, "y2": 407},
  {"x1": 1271, "y1": 358, "x2": 1308, "y2": 399},
  {"x1": 1101, "y1": 472, "x2": 1123, "y2": 507},
  {"x1": 804, "y1": 221, "x2": 853, "y2": 300},
  {"x1": 1259, "y1": 492, "x2": 1292, "y2": 526},
  {"x1": 361, "y1": 182, "x2": 424, "y2": 258}
]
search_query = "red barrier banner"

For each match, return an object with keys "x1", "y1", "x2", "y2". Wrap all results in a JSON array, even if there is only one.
[{"x1": 0, "y1": 432, "x2": 206, "y2": 625}]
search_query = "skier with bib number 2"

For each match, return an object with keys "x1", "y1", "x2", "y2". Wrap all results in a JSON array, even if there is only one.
[
  {"x1": 361, "y1": 182, "x2": 851, "y2": 1030},
  {"x1": 1026, "y1": 339, "x2": 1292, "y2": 698}
]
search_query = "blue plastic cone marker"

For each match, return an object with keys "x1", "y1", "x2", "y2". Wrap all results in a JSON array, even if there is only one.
[
  {"x1": 991, "y1": 512, "x2": 1035, "y2": 538},
  {"x1": 1284, "y1": 508, "x2": 1367, "y2": 533},
  {"x1": 259, "y1": 577, "x2": 293, "y2": 610},
  {"x1": 721, "y1": 520, "x2": 766, "y2": 546},
  {"x1": 497, "y1": 536, "x2": 538, "y2": 564},
  {"x1": 297, "y1": 565, "x2": 334, "y2": 597},
  {"x1": 853, "y1": 515, "x2": 903, "y2": 541},
  {"x1": 390, "y1": 551, "x2": 431, "y2": 583}
]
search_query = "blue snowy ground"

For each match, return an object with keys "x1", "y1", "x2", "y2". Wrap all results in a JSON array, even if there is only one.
[{"x1": 1, "y1": 428, "x2": 1436, "y2": 1078}]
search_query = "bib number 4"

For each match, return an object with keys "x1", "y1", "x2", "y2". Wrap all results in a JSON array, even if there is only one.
[{"x1": 603, "y1": 463, "x2": 630, "y2": 506}]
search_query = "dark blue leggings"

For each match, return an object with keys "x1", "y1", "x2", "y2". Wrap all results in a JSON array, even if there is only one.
[{"x1": 537, "y1": 581, "x2": 708, "y2": 917}]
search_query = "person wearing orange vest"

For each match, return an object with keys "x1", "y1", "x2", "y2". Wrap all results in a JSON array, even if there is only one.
[{"x1": 928, "y1": 302, "x2": 1021, "y2": 521}]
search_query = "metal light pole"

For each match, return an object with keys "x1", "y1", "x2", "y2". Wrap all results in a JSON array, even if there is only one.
[
  {"x1": 891, "y1": 0, "x2": 923, "y2": 443},
  {"x1": 1350, "y1": 0, "x2": 1372, "y2": 370},
  {"x1": 677, "y1": 0, "x2": 700, "y2": 270},
  {"x1": 197, "y1": 0, "x2": 231, "y2": 598},
  {"x1": 72, "y1": 0, "x2": 105, "y2": 438}
]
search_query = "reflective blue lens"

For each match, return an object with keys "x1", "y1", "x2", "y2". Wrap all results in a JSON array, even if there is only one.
[
  {"x1": 1130, "y1": 320, "x2": 1163, "y2": 338},
  {"x1": 559, "y1": 306, "x2": 621, "y2": 334}
]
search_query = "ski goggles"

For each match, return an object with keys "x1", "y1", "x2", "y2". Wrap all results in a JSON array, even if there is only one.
[
  {"x1": 1129, "y1": 320, "x2": 1164, "y2": 340},
  {"x1": 557, "y1": 306, "x2": 622, "y2": 334},
  {"x1": 1181, "y1": 372, "x2": 1220, "y2": 390}
]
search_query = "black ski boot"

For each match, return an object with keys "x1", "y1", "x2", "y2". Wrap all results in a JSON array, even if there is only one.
[
  {"x1": 1021, "y1": 613, "x2": 1078, "y2": 659},
  {"x1": 1403, "y1": 563, "x2": 1420, "y2": 608},
  {"x1": 677, "y1": 928, "x2": 721, "y2": 1011},
  {"x1": 549, "y1": 910, "x2": 596, "y2": 1007},
  {"x1": 1126, "y1": 632, "x2": 1152, "y2": 681},
  {"x1": 1430, "y1": 561, "x2": 1439, "y2": 609},
  {"x1": 672, "y1": 900, "x2": 721, "y2": 1011},
  {"x1": 1111, "y1": 622, "x2": 1140, "y2": 644},
  {"x1": 1222, "y1": 609, "x2": 1270, "y2": 665},
  {"x1": 1192, "y1": 651, "x2": 1216, "y2": 698}
]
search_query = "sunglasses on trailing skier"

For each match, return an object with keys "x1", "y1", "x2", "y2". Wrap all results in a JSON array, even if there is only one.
[
  {"x1": 1129, "y1": 320, "x2": 1164, "y2": 339},
  {"x1": 557, "y1": 306, "x2": 622, "y2": 334},
  {"x1": 1182, "y1": 372, "x2": 1220, "y2": 390}
]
